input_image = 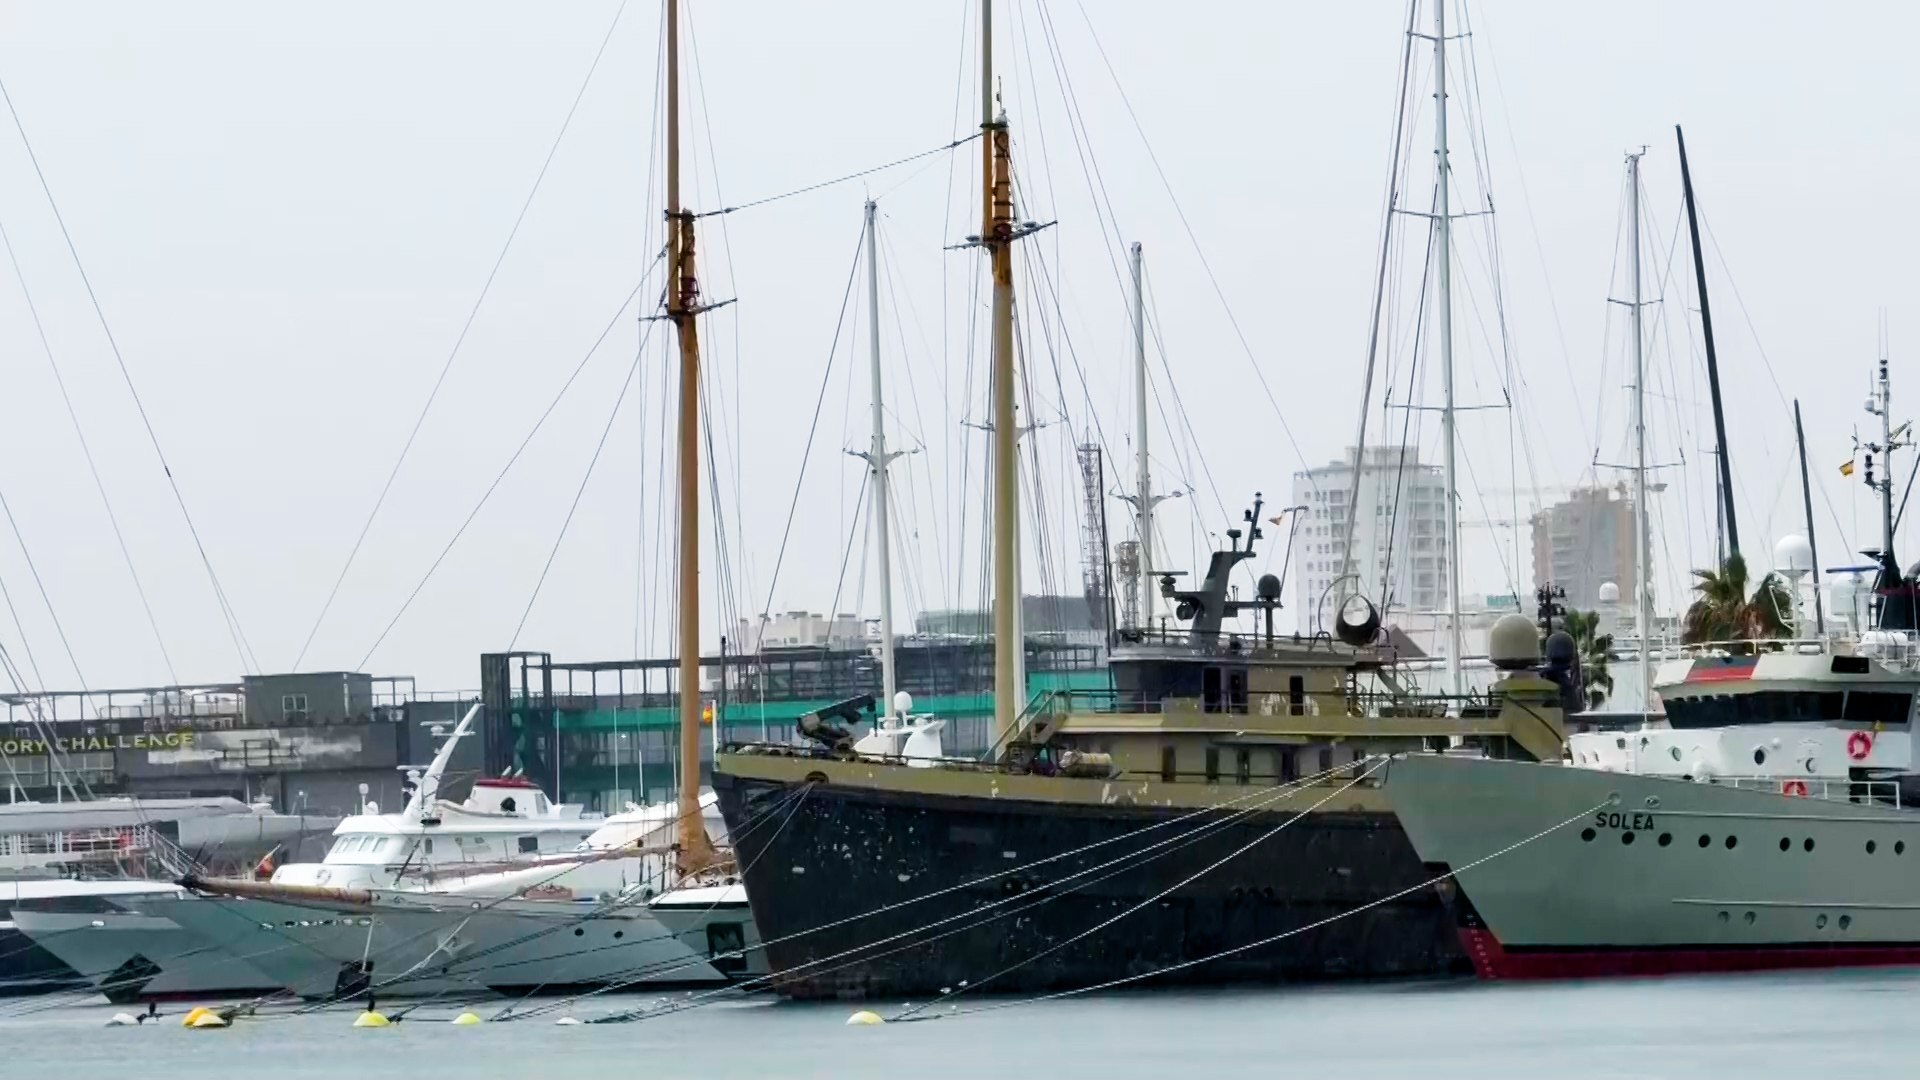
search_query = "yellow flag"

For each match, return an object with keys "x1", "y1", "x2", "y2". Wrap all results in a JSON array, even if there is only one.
[
  {"x1": 1840, "y1": 460, "x2": 1856, "y2": 477},
  {"x1": 701, "y1": 702, "x2": 715, "y2": 725}
]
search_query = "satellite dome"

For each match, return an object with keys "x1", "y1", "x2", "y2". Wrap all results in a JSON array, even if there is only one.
[
  {"x1": 1774, "y1": 534, "x2": 1814, "y2": 576},
  {"x1": 1257, "y1": 573, "x2": 1282, "y2": 601},
  {"x1": 1488, "y1": 613, "x2": 1540, "y2": 671},
  {"x1": 1597, "y1": 581, "x2": 1620, "y2": 605},
  {"x1": 892, "y1": 690, "x2": 914, "y2": 717},
  {"x1": 1544, "y1": 630, "x2": 1577, "y2": 668}
]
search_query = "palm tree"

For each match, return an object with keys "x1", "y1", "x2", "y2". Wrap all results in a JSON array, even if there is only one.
[
  {"x1": 1561, "y1": 609, "x2": 1614, "y2": 709},
  {"x1": 1681, "y1": 552, "x2": 1796, "y2": 645}
]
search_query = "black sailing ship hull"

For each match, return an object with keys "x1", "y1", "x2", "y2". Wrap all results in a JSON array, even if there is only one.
[{"x1": 715, "y1": 770, "x2": 1472, "y2": 1000}]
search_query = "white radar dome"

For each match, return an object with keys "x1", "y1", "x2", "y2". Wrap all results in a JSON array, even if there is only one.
[
  {"x1": 892, "y1": 690, "x2": 914, "y2": 717},
  {"x1": 1597, "y1": 581, "x2": 1620, "y2": 605},
  {"x1": 1774, "y1": 534, "x2": 1813, "y2": 576}
]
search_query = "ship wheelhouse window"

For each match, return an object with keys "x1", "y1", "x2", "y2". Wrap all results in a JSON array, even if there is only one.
[
  {"x1": 1205, "y1": 747, "x2": 1221, "y2": 783},
  {"x1": 1843, "y1": 692, "x2": 1913, "y2": 726},
  {"x1": 1276, "y1": 747, "x2": 1297, "y2": 783},
  {"x1": 1317, "y1": 747, "x2": 1334, "y2": 774},
  {"x1": 1161, "y1": 746, "x2": 1177, "y2": 783},
  {"x1": 1203, "y1": 667, "x2": 1224, "y2": 714},
  {"x1": 1227, "y1": 670, "x2": 1248, "y2": 714},
  {"x1": 517, "y1": 836, "x2": 539, "y2": 854},
  {"x1": 1235, "y1": 749, "x2": 1252, "y2": 785},
  {"x1": 1664, "y1": 691, "x2": 1895, "y2": 728},
  {"x1": 1288, "y1": 676, "x2": 1305, "y2": 716}
]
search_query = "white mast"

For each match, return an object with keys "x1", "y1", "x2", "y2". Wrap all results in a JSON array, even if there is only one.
[
  {"x1": 1627, "y1": 149, "x2": 1652, "y2": 712},
  {"x1": 1132, "y1": 241, "x2": 1156, "y2": 628},
  {"x1": 984, "y1": 0, "x2": 1021, "y2": 748},
  {"x1": 861, "y1": 200, "x2": 901, "y2": 719},
  {"x1": 1432, "y1": 0, "x2": 1463, "y2": 696}
]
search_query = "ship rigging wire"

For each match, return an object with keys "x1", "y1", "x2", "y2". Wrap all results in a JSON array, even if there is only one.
[
  {"x1": 579, "y1": 759, "x2": 1372, "y2": 1025},
  {"x1": 891, "y1": 755, "x2": 1392, "y2": 1017},
  {"x1": 507, "y1": 328, "x2": 658, "y2": 650},
  {"x1": 0, "y1": 75, "x2": 257, "y2": 676},
  {"x1": 354, "y1": 263, "x2": 663, "y2": 670},
  {"x1": 0, "y1": 214, "x2": 179, "y2": 685},
  {"x1": 907, "y1": 791, "x2": 1614, "y2": 1023},
  {"x1": 293, "y1": 0, "x2": 633, "y2": 671}
]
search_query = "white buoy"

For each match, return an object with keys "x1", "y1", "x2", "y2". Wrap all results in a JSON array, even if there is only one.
[
  {"x1": 106, "y1": 1012, "x2": 139, "y2": 1027},
  {"x1": 846, "y1": 1010, "x2": 884, "y2": 1026},
  {"x1": 555, "y1": 1016, "x2": 583, "y2": 1026}
]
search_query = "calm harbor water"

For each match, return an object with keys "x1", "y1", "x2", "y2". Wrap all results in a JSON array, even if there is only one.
[{"x1": 5, "y1": 971, "x2": 1916, "y2": 1078}]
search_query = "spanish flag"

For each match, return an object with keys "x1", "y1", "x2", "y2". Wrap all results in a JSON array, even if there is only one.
[{"x1": 1841, "y1": 459, "x2": 1856, "y2": 477}]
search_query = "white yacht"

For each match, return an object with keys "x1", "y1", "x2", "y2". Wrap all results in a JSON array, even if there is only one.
[
  {"x1": 0, "y1": 795, "x2": 337, "y2": 998},
  {"x1": 16, "y1": 706, "x2": 599, "y2": 1001}
]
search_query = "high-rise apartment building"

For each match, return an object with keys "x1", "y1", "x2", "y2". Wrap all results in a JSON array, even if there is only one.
[
  {"x1": 1291, "y1": 446, "x2": 1448, "y2": 629},
  {"x1": 1529, "y1": 485, "x2": 1638, "y2": 611}
]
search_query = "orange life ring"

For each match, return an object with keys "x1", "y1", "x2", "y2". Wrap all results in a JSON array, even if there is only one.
[
  {"x1": 1780, "y1": 779, "x2": 1809, "y2": 797},
  {"x1": 1847, "y1": 731, "x2": 1875, "y2": 761}
]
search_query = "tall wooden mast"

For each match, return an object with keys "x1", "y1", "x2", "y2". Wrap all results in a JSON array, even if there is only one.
[
  {"x1": 983, "y1": 0, "x2": 1020, "y2": 749},
  {"x1": 666, "y1": 0, "x2": 719, "y2": 876}
]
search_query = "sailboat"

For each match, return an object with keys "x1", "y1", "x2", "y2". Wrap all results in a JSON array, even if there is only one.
[{"x1": 710, "y1": 0, "x2": 1571, "y2": 1000}]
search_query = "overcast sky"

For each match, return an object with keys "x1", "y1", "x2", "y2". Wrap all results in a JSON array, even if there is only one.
[{"x1": 0, "y1": 1, "x2": 1912, "y2": 694}]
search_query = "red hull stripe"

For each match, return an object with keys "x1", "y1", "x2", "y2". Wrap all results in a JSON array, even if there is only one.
[
  {"x1": 1685, "y1": 662, "x2": 1757, "y2": 684},
  {"x1": 1459, "y1": 928, "x2": 1920, "y2": 980}
]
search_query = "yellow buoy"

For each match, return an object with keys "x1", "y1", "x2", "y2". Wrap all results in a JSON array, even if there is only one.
[
  {"x1": 107, "y1": 1012, "x2": 139, "y2": 1027},
  {"x1": 353, "y1": 1011, "x2": 392, "y2": 1028},
  {"x1": 180, "y1": 1006, "x2": 211, "y2": 1028},
  {"x1": 188, "y1": 1013, "x2": 229, "y2": 1029},
  {"x1": 451, "y1": 1012, "x2": 482, "y2": 1026},
  {"x1": 846, "y1": 1010, "x2": 884, "y2": 1026}
]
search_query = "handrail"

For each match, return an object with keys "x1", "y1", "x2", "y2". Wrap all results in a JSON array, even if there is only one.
[{"x1": 1718, "y1": 774, "x2": 1903, "y2": 809}]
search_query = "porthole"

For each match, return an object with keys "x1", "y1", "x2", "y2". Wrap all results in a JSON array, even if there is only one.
[
  {"x1": 1580, "y1": 828, "x2": 1596, "y2": 842},
  {"x1": 1840, "y1": 915, "x2": 1853, "y2": 930},
  {"x1": 1804, "y1": 838, "x2": 1816, "y2": 852},
  {"x1": 1658, "y1": 833, "x2": 1672, "y2": 847},
  {"x1": 1779, "y1": 838, "x2": 1791, "y2": 852},
  {"x1": 1743, "y1": 911, "x2": 1757, "y2": 925},
  {"x1": 574, "y1": 928, "x2": 585, "y2": 937},
  {"x1": 1621, "y1": 831, "x2": 1635, "y2": 846},
  {"x1": 1868, "y1": 840, "x2": 1878, "y2": 854},
  {"x1": 1716, "y1": 911, "x2": 1730, "y2": 924},
  {"x1": 1816, "y1": 914, "x2": 1829, "y2": 930},
  {"x1": 1669, "y1": 747, "x2": 1682, "y2": 762},
  {"x1": 614, "y1": 930, "x2": 625, "y2": 939},
  {"x1": 1698, "y1": 834, "x2": 1711, "y2": 848},
  {"x1": 1726, "y1": 835, "x2": 1739, "y2": 850},
  {"x1": 1753, "y1": 748, "x2": 1767, "y2": 766}
]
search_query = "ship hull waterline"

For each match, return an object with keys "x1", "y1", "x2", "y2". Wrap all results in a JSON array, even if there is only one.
[
  {"x1": 1386, "y1": 753, "x2": 1920, "y2": 982},
  {"x1": 714, "y1": 764, "x2": 1473, "y2": 1001}
]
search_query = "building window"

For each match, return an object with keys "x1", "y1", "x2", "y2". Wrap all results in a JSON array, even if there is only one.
[
  {"x1": 1161, "y1": 745, "x2": 1177, "y2": 783},
  {"x1": 1205, "y1": 747, "x2": 1221, "y2": 783},
  {"x1": 282, "y1": 693, "x2": 310, "y2": 720},
  {"x1": 1236, "y1": 749, "x2": 1252, "y2": 785}
]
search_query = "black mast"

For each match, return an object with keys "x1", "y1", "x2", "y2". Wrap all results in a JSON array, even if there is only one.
[
  {"x1": 1793, "y1": 400, "x2": 1825, "y2": 635},
  {"x1": 1676, "y1": 125, "x2": 1740, "y2": 561}
]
